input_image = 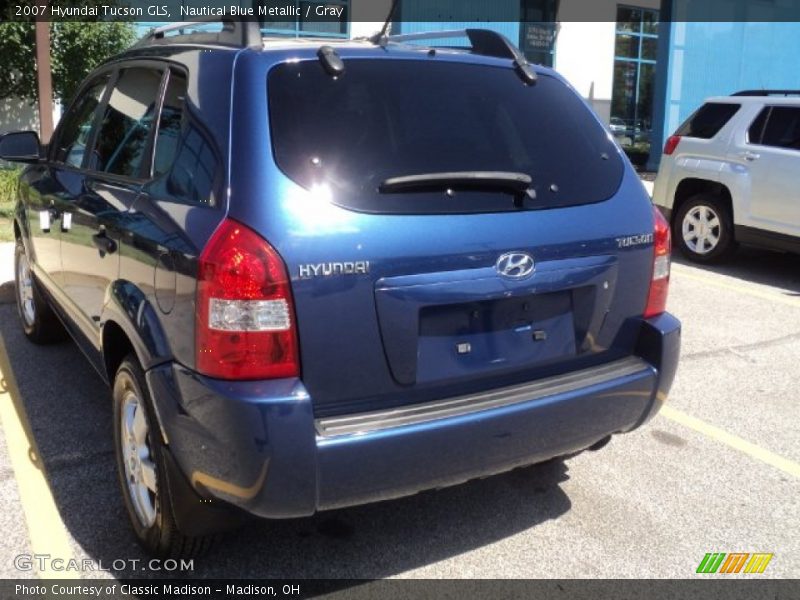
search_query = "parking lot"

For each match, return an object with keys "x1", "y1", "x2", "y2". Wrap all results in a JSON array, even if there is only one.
[{"x1": 0, "y1": 244, "x2": 798, "y2": 580}]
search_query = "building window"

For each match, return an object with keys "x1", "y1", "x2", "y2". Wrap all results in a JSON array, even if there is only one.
[
  {"x1": 519, "y1": 0, "x2": 559, "y2": 67},
  {"x1": 611, "y1": 5, "x2": 659, "y2": 161},
  {"x1": 259, "y1": 0, "x2": 350, "y2": 38}
]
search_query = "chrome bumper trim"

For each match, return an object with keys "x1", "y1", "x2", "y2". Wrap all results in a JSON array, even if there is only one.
[{"x1": 315, "y1": 357, "x2": 651, "y2": 438}]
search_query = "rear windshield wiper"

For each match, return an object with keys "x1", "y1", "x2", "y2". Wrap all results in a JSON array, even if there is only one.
[{"x1": 379, "y1": 171, "x2": 533, "y2": 196}]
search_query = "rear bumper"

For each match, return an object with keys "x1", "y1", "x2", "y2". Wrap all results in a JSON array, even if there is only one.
[{"x1": 146, "y1": 313, "x2": 680, "y2": 519}]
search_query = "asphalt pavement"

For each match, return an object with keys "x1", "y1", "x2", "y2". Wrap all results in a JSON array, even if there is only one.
[{"x1": 0, "y1": 241, "x2": 798, "y2": 579}]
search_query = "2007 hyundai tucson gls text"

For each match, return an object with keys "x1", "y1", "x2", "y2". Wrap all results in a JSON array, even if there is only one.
[{"x1": 1, "y1": 22, "x2": 680, "y2": 557}]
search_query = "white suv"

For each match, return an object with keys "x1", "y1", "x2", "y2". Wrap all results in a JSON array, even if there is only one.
[{"x1": 652, "y1": 91, "x2": 800, "y2": 263}]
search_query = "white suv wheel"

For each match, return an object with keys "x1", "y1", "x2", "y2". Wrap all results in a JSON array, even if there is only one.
[{"x1": 682, "y1": 204, "x2": 721, "y2": 255}]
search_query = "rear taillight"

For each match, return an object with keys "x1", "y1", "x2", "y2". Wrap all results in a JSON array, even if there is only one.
[
  {"x1": 196, "y1": 218, "x2": 299, "y2": 380},
  {"x1": 663, "y1": 135, "x2": 681, "y2": 156},
  {"x1": 644, "y1": 207, "x2": 671, "y2": 318}
]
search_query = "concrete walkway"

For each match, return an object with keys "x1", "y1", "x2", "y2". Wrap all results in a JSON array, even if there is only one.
[{"x1": 0, "y1": 242, "x2": 14, "y2": 304}]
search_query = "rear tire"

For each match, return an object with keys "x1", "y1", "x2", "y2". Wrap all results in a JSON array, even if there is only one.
[
  {"x1": 113, "y1": 354, "x2": 217, "y2": 558},
  {"x1": 674, "y1": 194, "x2": 736, "y2": 263},
  {"x1": 14, "y1": 240, "x2": 67, "y2": 344}
]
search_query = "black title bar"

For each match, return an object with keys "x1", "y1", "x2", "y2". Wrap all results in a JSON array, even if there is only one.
[{"x1": 3, "y1": 0, "x2": 800, "y2": 22}]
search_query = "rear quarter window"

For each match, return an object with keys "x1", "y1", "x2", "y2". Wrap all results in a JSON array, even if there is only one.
[
  {"x1": 747, "y1": 107, "x2": 770, "y2": 144},
  {"x1": 676, "y1": 102, "x2": 741, "y2": 139},
  {"x1": 267, "y1": 59, "x2": 624, "y2": 215}
]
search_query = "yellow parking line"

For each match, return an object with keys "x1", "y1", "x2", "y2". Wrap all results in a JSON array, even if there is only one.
[
  {"x1": 671, "y1": 267, "x2": 800, "y2": 310},
  {"x1": 660, "y1": 405, "x2": 800, "y2": 479},
  {"x1": 0, "y1": 334, "x2": 78, "y2": 580}
]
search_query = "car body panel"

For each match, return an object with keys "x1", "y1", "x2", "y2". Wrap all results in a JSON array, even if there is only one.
[
  {"x1": 10, "y1": 37, "x2": 681, "y2": 521},
  {"x1": 60, "y1": 177, "x2": 136, "y2": 351},
  {"x1": 18, "y1": 164, "x2": 73, "y2": 288},
  {"x1": 227, "y1": 48, "x2": 657, "y2": 418},
  {"x1": 729, "y1": 105, "x2": 800, "y2": 235},
  {"x1": 144, "y1": 312, "x2": 679, "y2": 518}
]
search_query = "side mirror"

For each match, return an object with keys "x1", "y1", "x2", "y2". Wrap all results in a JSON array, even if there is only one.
[{"x1": 0, "y1": 131, "x2": 41, "y2": 163}]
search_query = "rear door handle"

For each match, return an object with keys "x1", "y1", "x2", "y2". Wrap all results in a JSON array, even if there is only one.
[
  {"x1": 739, "y1": 151, "x2": 760, "y2": 161},
  {"x1": 92, "y1": 231, "x2": 117, "y2": 256}
]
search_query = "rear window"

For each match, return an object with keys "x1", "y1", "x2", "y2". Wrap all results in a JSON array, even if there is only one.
[
  {"x1": 676, "y1": 102, "x2": 740, "y2": 139},
  {"x1": 267, "y1": 59, "x2": 623, "y2": 214}
]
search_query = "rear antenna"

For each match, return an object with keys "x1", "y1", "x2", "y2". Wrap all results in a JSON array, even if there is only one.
[{"x1": 370, "y1": 0, "x2": 401, "y2": 47}]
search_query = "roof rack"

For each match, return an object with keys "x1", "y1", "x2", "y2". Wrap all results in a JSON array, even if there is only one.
[
  {"x1": 133, "y1": 20, "x2": 537, "y2": 84},
  {"x1": 732, "y1": 89, "x2": 800, "y2": 97},
  {"x1": 382, "y1": 28, "x2": 537, "y2": 84},
  {"x1": 134, "y1": 17, "x2": 262, "y2": 49}
]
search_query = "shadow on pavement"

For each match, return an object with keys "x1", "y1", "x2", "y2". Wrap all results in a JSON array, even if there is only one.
[
  {"x1": 673, "y1": 246, "x2": 800, "y2": 293},
  {"x1": 0, "y1": 303, "x2": 572, "y2": 579}
]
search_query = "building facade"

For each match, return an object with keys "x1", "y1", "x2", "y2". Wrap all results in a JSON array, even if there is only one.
[
  {"x1": 124, "y1": 0, "x2": 665, "y2": 164},
  {"x1": 9, "y1": 0, "x2": 799, "y2": 172},
  {"x1": 392, "y1": 0, "x2": 661, "y2": 165},
  {"x1": 649, "y1": 3, "x2": 800, "y2": 168},
  {"x1": 136, "y1": 0, "x2": 660, "y2": 148},
  {"x1": 393, "y1": 0, "x2": 800, "y2": 169}
]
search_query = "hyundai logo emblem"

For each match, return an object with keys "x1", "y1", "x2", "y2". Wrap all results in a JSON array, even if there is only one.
[{"x1": 496, "y1": 252, "x2": 535, "y2": 280}]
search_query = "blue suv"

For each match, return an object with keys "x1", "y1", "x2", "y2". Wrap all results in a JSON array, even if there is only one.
[{"x1": 1, "y1": 21, "x2": 680, "y2": 557}]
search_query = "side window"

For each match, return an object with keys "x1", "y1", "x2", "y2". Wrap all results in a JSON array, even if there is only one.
[
  {"x1": 92, "y1": 67, "x2": 164, "y2": 178},
  {"x1": 676, "y1": 102, "x2": 741, "y2": 139},
  {"x1": 759, "y1": 107, "x2": 800, "y2": 151},
  {"x1": 146, "y1": 68, "x2": 221, "y2": 207},
  {"x1": 53, "y1": 75, "x2": 109, "y2": 167},
  {"x1": 163, "y1": 123, "x2": 220, "y2": 206},
  {"x1": 748, "y1": 108, "x2": 769, "y2": 145},
  {"x1": 152, "y1": 70, "x2": 187, "y2": 178}
]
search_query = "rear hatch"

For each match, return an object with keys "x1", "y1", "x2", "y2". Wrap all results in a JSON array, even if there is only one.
[{"x1": 234, "y1": 51, "x2": 655, "y2": 417}]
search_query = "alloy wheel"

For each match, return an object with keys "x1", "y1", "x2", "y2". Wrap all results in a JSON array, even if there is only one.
[
  {"x1": 682, "y1": 204, "x2": 721, "y2": 255},
  {"x1": 16, "y1": 252, "x2": 36, "y2": 327},
  {"x1": 120, "y1": 390, "x2": 158, "y2": 528}
]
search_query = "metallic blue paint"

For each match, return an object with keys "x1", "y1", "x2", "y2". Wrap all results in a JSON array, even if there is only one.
[
  {"x1": 103, "y1": 281, "x2": 173, "y2": 372},
  {"x1": 146, "y1": 364, "x2": 318, "y2": 518},
  {"x1": 225, "y1": 46, "x2": 657, "y2": 417},
  {"x1": 14, "y1": 39, "x2": 681, "y2": 521},
  {"x1": 315, "y1": 365, "x2": 654, "y2": 511},
  {"x1": 144, "y1": 314, "x2": 679, "y2": 517}
]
